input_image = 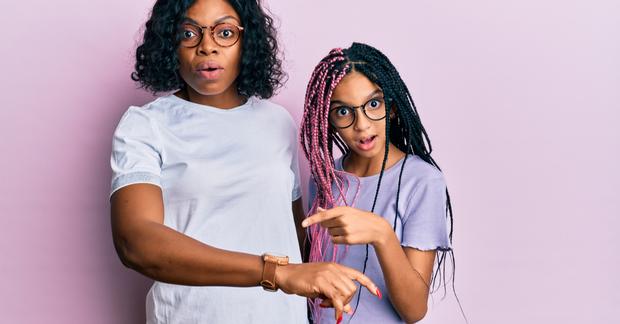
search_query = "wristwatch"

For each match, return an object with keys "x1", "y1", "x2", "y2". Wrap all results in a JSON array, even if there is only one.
[{"x1": 260, "y1": 253, "x2": 289, "y2": 292}]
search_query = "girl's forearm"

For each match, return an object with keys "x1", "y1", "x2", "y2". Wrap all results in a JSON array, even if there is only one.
[{"x1": 373, "y1": 232, "x2": 430, "y2": 323}]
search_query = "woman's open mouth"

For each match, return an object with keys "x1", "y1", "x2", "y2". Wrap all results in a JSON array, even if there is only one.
[{"x1": 196, "y1": 62, "x2": 224, "y2": 80}]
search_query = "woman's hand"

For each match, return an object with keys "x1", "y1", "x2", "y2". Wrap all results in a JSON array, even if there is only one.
[
  {"x1": 276, "y1": 262, "x2": 380, "y2": 322},
  {"x1": 302, "y1": 206, "x2": 392, "y2": 247}
]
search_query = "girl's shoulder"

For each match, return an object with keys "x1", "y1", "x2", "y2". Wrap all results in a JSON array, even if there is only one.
[{"x1": 401, "y1": 154, "x2": 445, "y2": 182}]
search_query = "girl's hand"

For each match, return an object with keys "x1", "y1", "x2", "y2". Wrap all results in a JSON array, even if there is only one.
[{"x1": 302, "y1": 206, "x2": 392, "y2": 247}]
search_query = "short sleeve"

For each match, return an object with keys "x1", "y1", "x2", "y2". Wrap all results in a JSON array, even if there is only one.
[
  {"x1": 401, "y1": 176, "x2": 451, "y2": 251},
  {"x1": 307, "y1": 177, "x2": 318, "y2": 211},
  {"x1": 109, "y1": 107, "x2": 162, "y2": 197}
]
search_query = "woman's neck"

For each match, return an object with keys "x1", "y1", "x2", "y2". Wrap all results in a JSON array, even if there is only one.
[
  {"x1": 177, "y1": 85, "x2": 246, "y2": 109},
  {"x1": 343, "y1": 143, "x2": 406, "y2": 177}
]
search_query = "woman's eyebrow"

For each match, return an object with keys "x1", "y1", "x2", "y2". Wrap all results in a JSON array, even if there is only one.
[
  {"x1": 330, "y1": 89, "x2": 384, "y2": 106},
  {"x1": 182, "y1": 15, "x2": 240, "y2": 26},
  {"x1": 214, "y1": 15, "x2": 241, "y2": 24}
]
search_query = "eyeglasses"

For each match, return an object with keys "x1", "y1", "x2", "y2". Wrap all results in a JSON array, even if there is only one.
[
  {"x1": 179, "y1": 22, "x2": 244, "y2": 48},
  {"x1": 329, "y1": 97, "x2": 387, "y2": 129}
]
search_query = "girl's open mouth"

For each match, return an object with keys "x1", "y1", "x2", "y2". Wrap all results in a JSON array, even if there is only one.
[{"x1": 357, "y1": 135, "x2": 377, "y2": 151}]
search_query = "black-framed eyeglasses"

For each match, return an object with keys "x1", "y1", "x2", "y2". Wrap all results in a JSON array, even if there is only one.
[
  {"x1": 329, "y1": 97, "x2": 387, "y2": 129},
  {"x1": 179, "y1": 22, "x2": 244, "y2": 48}
]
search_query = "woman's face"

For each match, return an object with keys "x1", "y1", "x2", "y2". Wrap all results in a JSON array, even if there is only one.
[
  {"x1": 330, "y1": 71, "x2": 389, "y2": 162},
  {"x1": 177, "y1": 0, "x2": 243, "y2": 100}
]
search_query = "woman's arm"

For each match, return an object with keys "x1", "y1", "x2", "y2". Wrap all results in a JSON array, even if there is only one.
[
  {"x1": 111, "y1": 184, "x2": 379, "y2": 316},
  {"x1": 302, "y1": 207, "x2": 434, "y2": 323}
]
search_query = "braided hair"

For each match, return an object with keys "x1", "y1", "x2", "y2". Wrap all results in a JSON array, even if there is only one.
[{"x1": 300, "y1": 42, "x2": 458, "y2": 322}]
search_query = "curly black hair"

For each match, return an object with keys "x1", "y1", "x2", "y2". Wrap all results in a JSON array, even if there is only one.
[{"x1": 131, "y1": 0, "x2": 285, "y2": 99}]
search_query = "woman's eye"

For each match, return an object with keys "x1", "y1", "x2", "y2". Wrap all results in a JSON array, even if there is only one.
[
  {"x1": 183, "y1": 30, "x2": 196, "y2": 39},
  {"x1": 218, "y1": 29, "x2": 234, "y2": 38}
]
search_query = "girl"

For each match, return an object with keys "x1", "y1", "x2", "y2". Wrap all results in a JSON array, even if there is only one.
[
  {"x1": 301, "y1": 43, "x2": 455, "y2": 324},
  {"x1": 110, "y1": 1, "x2": 378, "y2": 323}
]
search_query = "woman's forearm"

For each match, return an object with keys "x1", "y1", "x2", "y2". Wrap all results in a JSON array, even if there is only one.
[{"x1": 115, "y1": 220, "x2": 264, "y2": 286}]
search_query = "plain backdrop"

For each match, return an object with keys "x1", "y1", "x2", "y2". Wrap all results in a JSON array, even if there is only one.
[{"x1": 0, "y1": 0, "x2": 618, "y2": 323}]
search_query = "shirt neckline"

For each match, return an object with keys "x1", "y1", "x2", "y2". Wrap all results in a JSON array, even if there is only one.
[
  {"x1": 166, "y1": 94, "x2": 254, "y2": 113},
  {"x1": 336, "y1": 154, "x2": 410, "y2": 182}
]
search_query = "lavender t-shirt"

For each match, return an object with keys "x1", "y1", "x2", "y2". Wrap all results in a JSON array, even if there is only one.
[{"x1": 310, "y1": 154, "x2": 451, "y2": 324}]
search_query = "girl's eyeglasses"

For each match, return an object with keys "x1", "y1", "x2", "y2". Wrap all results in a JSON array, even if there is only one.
[{"x1": 329, "y1": 97, "x2": 387, "y2": 129}]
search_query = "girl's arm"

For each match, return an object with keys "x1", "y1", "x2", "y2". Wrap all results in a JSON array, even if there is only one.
[
  {"x1": 303, "y1": 207, "x2": 434, "y2": 323},
  {"x1": 111, "y1": 184, "x2": 379, "y2": 316},
  {"x1": 292, "y1": 198, "x2": 307, "y2": 259},
  {"x1": 373, "y1": 227, "x2": 435, "y2": 323}
]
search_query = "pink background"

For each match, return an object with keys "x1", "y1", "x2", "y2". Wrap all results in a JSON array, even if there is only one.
[{"x1": 1, "y1": 0, "x2": 618, "y2": 323}]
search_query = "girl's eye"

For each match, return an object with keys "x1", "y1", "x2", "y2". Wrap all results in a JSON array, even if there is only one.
[
  {"x1": 336, "y1": 107, "x2": 351, "y2": 117},
  {"x1": 367, "y1": 99, "x2": 382, "y2": 109}
]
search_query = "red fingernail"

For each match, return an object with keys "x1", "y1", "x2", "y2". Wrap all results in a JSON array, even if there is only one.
[
  {"x1": 337, "y1": 314, "x2": 343, "y2": 324},
  {"x1": 376, "y1": 288, "x2": 382, "y2": 299}
]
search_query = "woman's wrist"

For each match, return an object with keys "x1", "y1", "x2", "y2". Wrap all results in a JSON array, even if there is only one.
[{"x1": 274, "y1": 262, "x2": 297, "y2": 294}]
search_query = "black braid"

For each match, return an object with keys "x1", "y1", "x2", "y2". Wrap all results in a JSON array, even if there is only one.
[{"x1": 337, "y1": 42, "x2": 462, "y2": 322}]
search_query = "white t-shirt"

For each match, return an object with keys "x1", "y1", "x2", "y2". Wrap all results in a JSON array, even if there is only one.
[{"x1": 110, "y1": 94, "x2": 307, "y2": 324}]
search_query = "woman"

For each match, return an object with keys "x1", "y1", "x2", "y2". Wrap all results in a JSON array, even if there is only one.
[{"x1": 110, "y1": 1, "x2": 378, "y2": 323}]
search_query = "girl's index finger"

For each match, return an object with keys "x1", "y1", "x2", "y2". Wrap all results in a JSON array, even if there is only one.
[{"x1": 301, "y1": 207, "x2": 340, "y2": 228}]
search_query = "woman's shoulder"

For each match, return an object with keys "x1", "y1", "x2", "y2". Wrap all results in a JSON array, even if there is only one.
[
  {"x1": 121, "y1": 95, "x2": 174, "y2": 120},
  {"x1": 253, "y1": 98, "x2": 294, "y2": 118},
  {"x1": 114, "y1": 96, "x2": 179, "y2": 138},
  {"x1": 251, "y1": 98, "x2": 297, "y2": 130}
]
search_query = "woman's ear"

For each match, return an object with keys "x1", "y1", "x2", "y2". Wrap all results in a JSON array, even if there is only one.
[{"x1": 389, "y1": 106, "x2": 397, "y2": 119}]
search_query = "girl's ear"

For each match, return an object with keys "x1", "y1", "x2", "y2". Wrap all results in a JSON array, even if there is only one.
[{"x1": 389, "y1": 105, "x2": 397, "y2": 119}]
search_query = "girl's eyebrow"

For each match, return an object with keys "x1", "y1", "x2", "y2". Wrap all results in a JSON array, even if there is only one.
[
  {"x1": 330, "y1": 89, "x2": 384, "y2": 106},
  {"x1": 182, "y1": 15, "x2": 241, "y2": 26}
]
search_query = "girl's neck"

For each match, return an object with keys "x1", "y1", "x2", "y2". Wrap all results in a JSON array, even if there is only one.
[
  {"x1": 177, "y1": 84, "x2": 246, "y2": 109},
  {"x1": 343, "y1": 143, "x2": 406, "y2": 177}
]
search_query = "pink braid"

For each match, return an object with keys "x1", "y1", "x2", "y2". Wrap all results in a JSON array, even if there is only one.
[{"x1": 300, "y1": 48, "x2": 364, "y2": 323}]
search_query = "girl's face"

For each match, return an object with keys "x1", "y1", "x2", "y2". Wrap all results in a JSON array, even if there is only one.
[
  {"x1": 177, "y1": 0, "x2": 243, "y2": 102},
  {"x1": 330, "y1": 71, "x2": 389, "y2": 162}
]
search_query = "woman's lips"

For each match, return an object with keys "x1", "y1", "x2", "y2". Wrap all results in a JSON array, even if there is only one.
[
  {"x1": 356, "y1": 135, "x2": 377, "y2": 151},
  {"x1": 196, "y1": 61, "x2": 224, "y2": 81},
  {"x1": 197, "y1": 68, "x2": 223, "y2": 80}
]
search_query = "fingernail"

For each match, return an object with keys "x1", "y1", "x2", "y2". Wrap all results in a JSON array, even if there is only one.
[
  {"x1": 337, "y1": 314, "x2": 343, "y2": 324},
  {"x1": 301, "y1": 220, "x2": 308, "y2": 227},
  {"x1": 318, "y1": 206, "x2": 325, "y2": 211},
  {"x1": 319, "y1": 304, "x2": 328, "y2": 308},
  {"x1": 376, "y1": 288, "x2": 382, "y2": 299}
]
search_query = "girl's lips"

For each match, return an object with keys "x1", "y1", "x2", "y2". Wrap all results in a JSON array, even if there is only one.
[{"x1": 356, "y1": 135, "x2": 377, "y2": 151}]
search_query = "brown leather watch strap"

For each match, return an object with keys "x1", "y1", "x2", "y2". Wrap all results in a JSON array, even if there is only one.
[
  {"x1": 260, "y1": 258, "x2": 278, "y2": 291},
  {"x1": 260, "y1": 254, "x2": 288, "y2": 292}
]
